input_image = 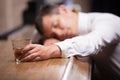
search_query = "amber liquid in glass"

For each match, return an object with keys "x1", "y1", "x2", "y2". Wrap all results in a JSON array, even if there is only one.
[{"x1": 14, "y1": 48, "x2": 23, "y2": 61}]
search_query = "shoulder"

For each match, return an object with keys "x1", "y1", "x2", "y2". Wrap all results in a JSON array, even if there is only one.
[
  {"x1": 87, "y1": 12, "x2": 120, "y2": 19},
  {"x1": 78, "y1": 12, "x2": 120, "y2": 21}
]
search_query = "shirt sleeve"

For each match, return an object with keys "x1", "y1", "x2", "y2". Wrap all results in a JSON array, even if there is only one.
[{"x1": 56, "y1": 14, "x2": 120, "y2": 57}]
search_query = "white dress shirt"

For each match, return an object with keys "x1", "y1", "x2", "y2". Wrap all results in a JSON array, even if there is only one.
[{"x1": 56, "y1": 12, "x2": 120, "y2": 79}]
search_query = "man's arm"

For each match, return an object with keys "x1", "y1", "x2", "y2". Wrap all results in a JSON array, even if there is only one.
[
  {"x1": 43, "y1": 38, "x2": 60, "y2": 45},
  {"x1": 56, "y1": 13, "x2": 120, "y2": 57}
]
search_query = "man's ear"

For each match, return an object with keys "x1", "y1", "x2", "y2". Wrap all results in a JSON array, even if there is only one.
[{"x1": 58, "y1": 5, "x2": 70, "y2": 14}]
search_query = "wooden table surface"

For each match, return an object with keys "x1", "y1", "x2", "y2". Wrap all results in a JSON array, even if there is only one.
[
  {"x1": 0, "y1": 40, "x2": 91, "y2": 80},
  {"x1": 0, "y1": 25, "x2": 92, "y2": 80}
]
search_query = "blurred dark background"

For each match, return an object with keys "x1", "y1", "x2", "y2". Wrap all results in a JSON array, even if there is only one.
[
  {"x1": 22, "y1": 0, "x2": 120, "y2": 25},
  {"x1": 0, "y1": 0, "x2": 120, "y2": 39},
  {"x1": 91, "y1": 0, "x2": 120, "y2": 16}
]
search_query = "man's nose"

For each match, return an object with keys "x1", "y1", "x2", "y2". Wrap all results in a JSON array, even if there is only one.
[{"x1": 53, "y1": 29, "x2": 63, "y2": 39}]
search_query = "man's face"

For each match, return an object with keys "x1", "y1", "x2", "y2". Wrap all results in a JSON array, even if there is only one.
[{"x1": 42, "y1": 7, "x2": 78, "y2": 40}]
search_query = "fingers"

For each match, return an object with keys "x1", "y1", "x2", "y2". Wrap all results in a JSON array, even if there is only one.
[
  {"x1": 33, "y1": 56, "x2": 41, "y2": 61},
  {"x1": 22, "y1": 46, "x2": 40, "y2": 58},
  {"x1": 20, "y1": 52, "x2": 40, "y2": 62},
  {"x1": 22, "y1": 44, "x2": 42, "y2": 53},
  {"x1": 20, "y1": 44, "x2": 43, "y2": 62},
  {"x1": 20, "y1": 44, "x2": 60, "y2": 62}
]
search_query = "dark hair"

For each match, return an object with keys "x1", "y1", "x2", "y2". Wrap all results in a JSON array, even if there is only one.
[{"x1": 35, "y1": 4, "x2": 59, "y2": 35}]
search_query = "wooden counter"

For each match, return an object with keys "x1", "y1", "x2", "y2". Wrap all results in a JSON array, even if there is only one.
[{"x1": 0, "y1": 40, "x2": 91, "y2": 80}]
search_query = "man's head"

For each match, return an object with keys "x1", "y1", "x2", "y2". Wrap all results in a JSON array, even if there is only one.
[{"x1": 35, "y1": 4, "x2": 79, "y2": 40}]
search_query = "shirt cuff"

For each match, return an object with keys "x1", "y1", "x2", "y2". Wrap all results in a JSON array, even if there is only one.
[
  {"x1": 55, "y1": 42, "x2": 67, "y2": 58},
  {"x1": 55, "y1": 40, "x2": 79, "y2": 58}
]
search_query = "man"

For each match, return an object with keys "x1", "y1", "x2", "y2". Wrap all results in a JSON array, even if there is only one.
[{"x1": 20, "y1": 4, "x2": 120, "y2": 79}]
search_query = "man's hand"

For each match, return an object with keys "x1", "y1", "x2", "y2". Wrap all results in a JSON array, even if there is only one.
[
  {"x1": 20, "y1": 44, "x2": 61, "y2": 62},
  {"x1": 44, "y1": 38, "x2": 60, "y2": 46}
]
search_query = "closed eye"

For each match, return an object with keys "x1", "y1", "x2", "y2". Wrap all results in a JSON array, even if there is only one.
[
  {"x1": 52, "y1": 34, "x2": 58, "y2": 38},
  {"x1": 53, "y1": 25, "x2": 57, "y2": 28}
]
